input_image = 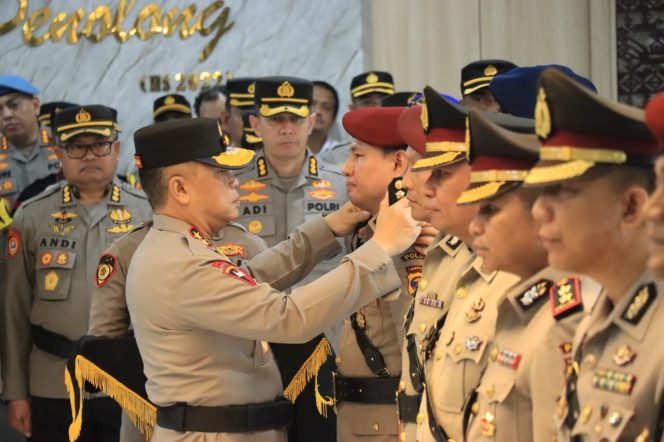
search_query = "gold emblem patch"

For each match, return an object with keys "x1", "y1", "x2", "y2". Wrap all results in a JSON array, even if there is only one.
[
  {"x1": 248, "y1": 82, "x2": 256, "y2": 94},
  {"x1": 420, "y1": 101, "x2": 429, "y2": 132},
  {"x1": 56, "y1": 252, "x2": 68, "y2": 265},
  {"x1": 535, "y1": 87, "x2": 551, "y2": 139},
  {"x1": 239, "y1": 192, "x2": 269, "y2": 203},
  {"x1": 240, "y1": 180, "x2": 267, "y2": 192},
  {"x1": 164, "y1": 96, "x2": 175, "y2": 105},
  {"x1": 109, "y1": 208, "x2": 132, "y2": 224},
  {"x1": 96, "y1": 254, "x2": 116, "y2": 288},
  {"x1": 277, "y1": 81, "x2": 295, "y2": 98},
  {"x1": 312, "y1": 179, "x2": 331, "y2": 188},
  {"x1": 40, "y1": 252, "x2": 53, "y2": 266},
  {"x1": 248, "y1": 220, "x2": 263, "y2": 234},
  {"x1": 308, "y1": 189, "x2": 337, "y2": 200},
  {"x1": 366, "y1": 72, "x2": 379, "y2": 84},
  {"x1": 75, "y1": 109, "x2": 91, "y2": 123},
  {"x1": 484, "y1": 65, "x2": 498, "y2": 76},
  {"x1": 44, "y1": 270, "x2": 59, "y2": 291}
]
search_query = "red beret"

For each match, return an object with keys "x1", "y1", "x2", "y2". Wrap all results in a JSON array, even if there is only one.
[
  {"x1": 342, "y1": 107, "x2": 407, "y2": 148},
  {"x1": 646, "y1": 92, "x2": 664, "y2": 148},
  {"x1": 397, "y1": 105, "x2": 426, "y2": 154}
]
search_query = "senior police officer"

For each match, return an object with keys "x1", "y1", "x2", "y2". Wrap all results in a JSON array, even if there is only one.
[
  {"x1": 459, "y1": 60, "x2": 516, "y2": 112},
  {"x1": 1, "y1": 104, "x2": 152, "y2": 441},
  {"x1": 152, "y1": 94, "x2": 192, "y2": 123},
  {"x1": 126, "y1": 117, "x2": 420, "y2": 441},
  {"x1": 224, "y1": 77, "x2": 257, "y2": 147},
  {"x1": 237, "y1": 76, "x2": 347, "y2": 441}
]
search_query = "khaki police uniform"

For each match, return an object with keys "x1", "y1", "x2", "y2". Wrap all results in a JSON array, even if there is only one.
[
  {"x1": 415, "y1": 258, "x2": 520, "y2": 442},
  {"x1": 335, "y1": 217, "x2": 424, "y2": 441},
  {"x1": 126, "y1": 213, "x2": 402, "y2": 441},
  {"x1": 397, "y1": 235, "x2": 474, "y2": 442},
  {"x1": 2, "y1": 179, "x2": 150, "y2": 400},
  {"x1": 554, "y1": 273, "x2": 664, "y2": 442},
  {"x1": 465, "y1": 269, "x2": 602, "y2": 442}
]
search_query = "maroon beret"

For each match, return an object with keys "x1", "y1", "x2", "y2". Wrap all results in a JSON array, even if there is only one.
[
  {"x1": 342, "y1": 107, "x2": 407, "y2": 148},
  {"x1": 646, "y1": 92, "x2": 664, "y2": 149},
  {"x1": 397, "y1": 105, "x2": 426, "y2": 154}
]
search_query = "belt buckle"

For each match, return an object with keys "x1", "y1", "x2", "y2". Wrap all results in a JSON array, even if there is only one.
[{"x1": 332, "y1": 371, "x2": 338, "y2": 413}]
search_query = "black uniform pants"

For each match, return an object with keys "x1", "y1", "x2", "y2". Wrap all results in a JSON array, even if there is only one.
[{"x1": 30, "y1": 396, "x2": 121, "y2": 442}]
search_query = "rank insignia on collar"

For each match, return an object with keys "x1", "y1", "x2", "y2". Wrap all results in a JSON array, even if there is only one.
[
  {"x1": 612, "y1": 344, "x2": 636, "y2": 366},
  {"x1": 257, "y1": 157, "x2": 268, "y2": 177},
  {"x1": 592, "y1": 368, "x2": 635, "y2": 395},
  {"x1": 496, "y1": 348, "x2": 522, "y2": 369},
  {"x1": 62, "y1": 185, "x2": 73, "y2": 204},
  {"x1": 406, "y1": 265, "x2": 422, "y2": 297},
  {"x1": 620, "y1": 283, "x2": 656, "y2": 325},
  {"x1": 7, "y1": 228, "x2": 20, "y2": 259},
  {"x1": 211, "y1": 261, "x2": 257, "y2": 286},
  {"x1": 239, "y1": 180, "x2": 267, "y2": 192},
  {"x1": 517, "y1": 279, "x2": 552, "y2": 310},
  {"x1": 308, "y1": 189, "x2": 336, "y2": 200},
  {"x1": 40, "y1": 128, "x2": 51, "y2": 145},
  {"x1": 308, "y1": 156, "x2": 318, "y2": 176},
  {"x1": 218, "y1": 244, "x2": 245, "y2": 259},
  {"x1": 110, "y1": 184, "x2": 121, "y2": 203},
  {"x1": 188, "y1": 227, "x2": 215, "y2": 250},
  {"x1": 1, "y1": 137, "x2": 7, "y2": 151},
  {"x1": 354, "y1": 312, "x2": 366, "y2": 329},
  {"x1": 240, "y1": 191, "x2": 269, "y2": 202},
  {"x1": 445, "y1": 236, "x2": 462, "y2": 250},
  {"x1": 550, "y1": 276, "x2": 583, "y2": 320},
  {"x1": 96, "y1": 254, "x2": 117, "y2": 288}
]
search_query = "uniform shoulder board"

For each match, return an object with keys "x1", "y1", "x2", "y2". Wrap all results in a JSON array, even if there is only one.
[
  {"x1": 620, "y1": 282, "x2": 657, "y2": 325},
  {"x1": 131, "y1": 221, "x2": 153, "y2": 233},
  {"x1": 445, "y1": 235, "x2": 462, "y2": 251},
  {"x1": 318, "y1": 161, "x2": 343, "y2": 176},
  {"x1": 118, "y1": 181, "x2": 148, "y2": 200},
  {"x1": 226, "y1": 220, "x2": 248, "y2": 233},
  {"x1": 19, "y1": 181, "x2": 62, "y2": 209},
  {"x1": 550, "y1": 276, "x2": 583, "y2": 320},
  {"x1": 517, "y1": 279, "x2": 553, "y2": 310}
]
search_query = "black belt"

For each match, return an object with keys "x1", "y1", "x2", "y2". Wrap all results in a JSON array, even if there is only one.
[
  {"x1": 350, "y1": 312, "x2": 390, "y2": 377},
  {"x1": 333, "y1": 374, "x2": 399, "y2": 405},
  {"x1": 397, "y1": 391, "x2": 421, "y2": 423},
  {"x1": 156, "y1": 397, "x2": 293, "y2": 433},
  {"x1": 31, "y1": 324, "x2": 76, "y2": 359}
]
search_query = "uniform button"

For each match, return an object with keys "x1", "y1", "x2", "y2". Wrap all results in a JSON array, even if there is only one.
[
  {"x1": 593, "y1": 424, "x2": 602, "y2": 434},
  {"x1": 580, "y1": 405, "x2": 592, "y2": 424},
  {"x1": 583, "y1": 354, "x2": 597, "y2": 369},
  {"x1": 436, "y1": 350, "x2": 444, "y2": 360},
  {"x1": 485, "y1": 385, "x2": 495, "y2": 399},
  {"x1": 608, "y1": 411, "x2": 622, "y2": 427},
  {"x1": 490, "y1": 347, "x2": 498, "y2": 362},
  {"x1": 471, "y1": 402, "x2": 479, "y2": 415},
  {"x1": 373, "y1": 422, "x2": 379, "y2": 432},
  {"x1": 416, "y1": 412, "x2": 424, "y2": 424},
  {"x1": 399, "y1": 380, "x2": 406, "y2": 391},
  {"x1": 454, "y1": 344, "x2": 462, "y2": 355},
  {"x1": 335, "y1": 356, "x2": 340, "y2": 366},
  {"x1": 419, "y1": 323, "x2": 427, "y2": 333},
  {"x1": 400, "y1": 432, "x2": 407, "y2": 442},
  {"x1": 419, "y1": 279, "x2": 428, "y2": 290},
  {"x1": 456, "y1": 287, "x2": 467, "y2": 299}
]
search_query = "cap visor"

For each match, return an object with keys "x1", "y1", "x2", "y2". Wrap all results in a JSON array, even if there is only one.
[
  {"x1": 411, "y1": 151, "x2": 466, "y2": 171},
  {"x1": 59, "y1": 127, "x2": 113, "y2": 142},
  {"x1": 153, "y1": 104, "x2": 192, "y2": 118},
  {"x1": 197, "y1": 147, "x2": 256, "y2": 170},
  {"x1": 456, "y1": 181, "x2": 521, "y2": 205},
  {"x1": 463, "y1": 83, "x2": 490, "y2": 96},
  {"x1": 524, "y1": 159, "x2": 596, "y2": 187},
  {"x1": 258, "y1": 104, "x2": 309, "y2": 118}
]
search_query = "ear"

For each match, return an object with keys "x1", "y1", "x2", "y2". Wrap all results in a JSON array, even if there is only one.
[
  {"x1": 393, "y1": 149, "x2": 409, "y2": 176},
  {"x1": 621, "y1": 185, "x2": 650, "y2": 227},
  {"x1": 306, "y1": 113, "x2": 317, "y2": 135},
  {"x1": 167, "y1": 174, "x2": 191, "y2": 206},
  {"x1": 112, "y1": 140, "x2": 121, "y2": 154},
  {"x1": 55, "y1": 147, "x2": 65, "y2": 161},
  {"x1": 249, "y1": 114, "x2": 261, "y2": 137},
  {"x1": 31, "y1": 97, "x2": 40, "y2": 117}
]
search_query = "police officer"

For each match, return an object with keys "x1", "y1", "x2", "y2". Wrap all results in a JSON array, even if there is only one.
[
  {"x1": 458, "y1": 110, "x2": 601, "y2": 441},
  {"x1": 224, "y1": 77, "x2": 257, "y2": 147},
  {"x1": 1, "y1": 105, "x2": 152, "y2": 441},
  {"x1": 527, "y1": 68, "x2": 663, "y2": 442},
  {"x1": 333, "y1": 106, "x2": 424, "y2": 441},
  {"x1": 126, "y1": 117, "x2": 420, "y2": 441},
  {"x1": 238, "y1": 76, "x2": 347, "y2": 441},
  {"x1": 153, "y1": 94, "x2": 192, "y2": 123},
  {"x1": 459, "y1": 60, "x2": 516, "y2": 112},
  {"x1": 0, "y1": 75, "x2": 60, "y2": 211}
]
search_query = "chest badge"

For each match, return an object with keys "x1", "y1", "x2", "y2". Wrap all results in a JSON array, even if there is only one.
[
  {"x1": 612, "y1": 345, "x2": 636, "y2": 366},
  {"x1": 107, "y1": 208, "x2": 134, "y2": 233},
  {"x1": 50, "y1": 210, "x2": 78, "y2": 235}
]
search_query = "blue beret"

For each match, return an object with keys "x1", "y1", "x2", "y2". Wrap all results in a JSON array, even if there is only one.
[
  {"x1": 490, "y1": 65, "x2": 596, "y2": 118},
  {"x1": 0, "y1": 75, "x2": 39, "y2": 97}
]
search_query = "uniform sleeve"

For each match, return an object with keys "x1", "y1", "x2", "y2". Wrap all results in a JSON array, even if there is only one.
[
  {"x1": 1, "y1": 209, "x2": 36, "y2": 400},
  {"x1": 173, "y1": 239, "x2": 400, "y2": 344},
  {"x1": 246, "y1": 215, "x2": 341, "y2": 291},
  {"x1": 87, "y1": 242, "x2": 131, "y2": 338}
]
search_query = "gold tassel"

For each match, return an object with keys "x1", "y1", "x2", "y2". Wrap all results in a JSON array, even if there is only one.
[
  {"x1": 283, "y1": 338, "x2": 333, "y2": 413},
  {"x1": 314, "y1": 373, "x2": 334, "y2": 418},
  {"x1": 66, "y1": 355, "x2": 156, "y2": 441}
]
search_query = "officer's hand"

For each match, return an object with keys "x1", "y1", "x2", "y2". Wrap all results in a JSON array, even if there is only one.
[
  {"x1": 373, "y1": 197, "x2": 421, "y2": 256},
  {"x1": 324, "y1": 202, "x2": 371, "y2": 236},
  {"x1": 414, "y1": 223, "x2": 438, "y2": 254},
  {"x1": 7, "y1": 399, "x2": 31, "y2": 437}
]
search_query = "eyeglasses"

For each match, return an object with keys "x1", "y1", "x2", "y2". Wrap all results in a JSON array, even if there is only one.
[{"x1": 61, "y1": 141, "x2": 114, "y2": 159}]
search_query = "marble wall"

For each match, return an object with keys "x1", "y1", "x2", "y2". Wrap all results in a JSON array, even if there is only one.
[{"x1": 0, "y1": 0, "x2": 363, "y2": 171}]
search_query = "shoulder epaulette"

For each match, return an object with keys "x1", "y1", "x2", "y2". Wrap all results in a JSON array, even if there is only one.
[
  {"x1": 620, "y1": 282, "x2": 657, "y2": 325},
  {"x1": 226, "y1": 220, "x2": 248, "y2": 232},
  {"x1": 517, "y1": 279, "x2": 553, "y2": 310},
  {"x1": 19, "y1": 182, "x2": 62, "y2": 209},
  {"x1": 550, "y1": 276, "x2": 583, "y2": 320},
  {"x1": 318, "y1": 161, "x2": 343, "y2": 176},
  {"x1": 118, "y1": 181, "x2": 148, "y2": 200}
]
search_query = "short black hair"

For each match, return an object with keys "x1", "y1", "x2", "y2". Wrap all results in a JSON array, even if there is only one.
[
  {"x1": 313, "y1": 81, "x2": 339, "y2": 118},
  {"x1": 138, "y1": 167, "x2": 167, "y2": 209},
  {"x1": 194, "y1": 86, "x2": 227, "y2": 117}
]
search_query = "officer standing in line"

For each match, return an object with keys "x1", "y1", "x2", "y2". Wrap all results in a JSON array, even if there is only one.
[
  {"x1": 126, "y1": 117, "x2": 421, "y2": 441},
  {"x1": 321, "y1": 71, "x2": 396, "y2": 168},
  {"x1": 458, "y1": 60, "x2": 516, "y2": 112},
  {"x1": 237, "y1": 76, "x2": 347, "y2": 441},
  {"x1": 223, "y1": 78, "x2": 258, "y2": 147},
  {"x1": 458, "y1": 110, "x2": 601, "y2": 442},
  {"x1": 527, "y1": 68, "x2": 664, "y2": 442},
  {"x1": 152, "y1": 94, "x2": 192, "y2": 123},
  {"x1": 1, "y1": 105, "x2": 152, "y2": 441},
  {"x1": 333, "y1": 106, "x2": 424, "y2": 441},
  {"x1": 194, "y1": 85, "x2": 227, "y2": 120}
]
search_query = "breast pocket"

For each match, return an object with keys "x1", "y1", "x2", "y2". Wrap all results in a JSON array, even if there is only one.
[
  {"x1": 571, "y1": 402, "x2": 633, "y2": 441},
  {"x1": 35, "y1": 250, "x2": 76, "y2": 301}
]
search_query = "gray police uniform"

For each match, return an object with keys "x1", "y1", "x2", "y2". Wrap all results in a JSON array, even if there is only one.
[{"x1": 319, "y1": 140, "x2": 351, "y2": 169}]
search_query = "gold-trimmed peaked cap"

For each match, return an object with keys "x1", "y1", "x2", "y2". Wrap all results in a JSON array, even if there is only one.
[
  {"x1": 241, "y1": 109, "x2": 263, "y2": 150},
  {"x1": 525, "y1": 68, "x2": 658, "y2": 186},
  {"x1": 457, "y1": 111, "x2": 539, "y2": 205},
  {"x1": 461, "y1": 59, "x2": 517, "y2": 96},
  {"x1": 54, "y1": 105, "x2": 117, "y2": 142},
  {"x1": 255, "y1": 76, "x2": 313, "y2": 118},
  {"x1": 226, "y1": 77, "x2": 257, "y2": 109},
  {"x1": 39, "y1": 101, "x2": 78, "y2": 128},
  {"x1": 133, "y1": 118, "x2": 255, "y2": 170},
  {"x1": 153, "y1": 94, "x2": 192, "y2": 119},
  {"x1": 350, "y1": 71, "x2": 396, "y2": 98}
]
